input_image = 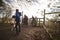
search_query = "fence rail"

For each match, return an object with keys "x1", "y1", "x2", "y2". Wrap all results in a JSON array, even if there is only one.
[{"x1": 28, "y1": 18, "x2": 44, "y2": 26}]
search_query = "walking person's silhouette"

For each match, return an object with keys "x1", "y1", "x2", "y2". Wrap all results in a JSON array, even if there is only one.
[{"x1": 15, "y1": 9, "x2": 21, "y2": 35}]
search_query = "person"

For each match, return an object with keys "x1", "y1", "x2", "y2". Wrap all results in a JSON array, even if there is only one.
[
  {"x1": 15, "y1": 9, "x2": 21, "y2": 35},
  {"x1": 31, "y1": 16, "x2": 36, "y2": 27},
  {"x1": 22, "y1": 15, "x2": 28, "y2": 25}
]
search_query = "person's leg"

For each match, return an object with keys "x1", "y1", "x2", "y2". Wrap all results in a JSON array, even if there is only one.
[
  {"x1": 18, "y1": 22, "x2": 21, "y2": 32},
  {"x1": 26, "y1": 20, "x2": 28, "y2": 25},
  {"x1": 15, "y1": 22, "x2": 19, "y2": 34}
]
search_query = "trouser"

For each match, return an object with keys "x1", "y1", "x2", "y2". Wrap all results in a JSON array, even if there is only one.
[{"x1": 15, "y1": 22, "x2": 20, "y2": 34}]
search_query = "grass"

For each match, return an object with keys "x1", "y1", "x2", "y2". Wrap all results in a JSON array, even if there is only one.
[{"x1": 45, "y1": 22, "x2": 60, "y2": 40}]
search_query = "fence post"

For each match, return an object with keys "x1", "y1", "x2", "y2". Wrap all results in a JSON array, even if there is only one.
[
  {"x1": 39, "y1": 18, "x2": 40, "y2": 26},
  {"x1": 43, "y1": 9, "x2": 45, "y2": 25}
]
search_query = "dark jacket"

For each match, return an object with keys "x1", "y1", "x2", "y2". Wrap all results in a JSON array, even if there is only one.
[{"x1": 15, "y1": 12, "x2": 21, "y2": 22}]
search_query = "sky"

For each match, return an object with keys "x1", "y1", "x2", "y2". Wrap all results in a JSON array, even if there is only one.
[{"x1": 3, "y1": 0, "x2": 60, "y2": 19}]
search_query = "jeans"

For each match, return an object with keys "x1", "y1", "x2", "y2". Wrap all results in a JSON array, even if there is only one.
[{"x1": 15, "y1": 22, "x2": 20, "y2": 34}]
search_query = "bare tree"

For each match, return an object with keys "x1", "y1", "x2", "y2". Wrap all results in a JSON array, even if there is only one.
[{"x1": 1, "y1": 3, "x2": 12, "y2": 23}]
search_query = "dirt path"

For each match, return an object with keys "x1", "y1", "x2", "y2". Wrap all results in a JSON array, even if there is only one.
[{"x1": 9, "y1": 25, "x2": 51, "y2": 40}]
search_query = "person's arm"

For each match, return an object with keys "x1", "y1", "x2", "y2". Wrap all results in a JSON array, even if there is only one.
[{"x1": 19, "y1": 12, "x2": 22, "y2": 16}]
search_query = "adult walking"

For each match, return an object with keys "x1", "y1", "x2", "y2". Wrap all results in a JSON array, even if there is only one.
[{"x1": 15, "y1": 9, "x2": 21, "y2": 35}]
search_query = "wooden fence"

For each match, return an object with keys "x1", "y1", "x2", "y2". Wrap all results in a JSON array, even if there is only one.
[{"x1": 28, "y1": 18, "x2": 44, "y2": 26}]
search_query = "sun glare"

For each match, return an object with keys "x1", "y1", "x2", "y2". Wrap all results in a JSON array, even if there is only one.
[
  {"x1": 3, "y1": 0, "x2": 55, "y2": 18},
  {"x1": 10, "y1": 0, "x2": 50, "y2": 18}
]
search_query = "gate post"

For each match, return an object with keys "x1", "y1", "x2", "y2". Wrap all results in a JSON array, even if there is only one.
[{"x1": 43, "y1": 9, "x2": 45, "y2": 25}]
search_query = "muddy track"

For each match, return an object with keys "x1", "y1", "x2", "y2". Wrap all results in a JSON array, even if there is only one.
[{"x1": 9, "y1": 25, "x2": 51, "y2": 40}]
